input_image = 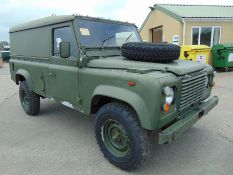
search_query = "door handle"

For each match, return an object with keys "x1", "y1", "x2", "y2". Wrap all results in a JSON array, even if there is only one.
[{"x1": 49, "y1": 72, "x2": 56, "y2": 77}]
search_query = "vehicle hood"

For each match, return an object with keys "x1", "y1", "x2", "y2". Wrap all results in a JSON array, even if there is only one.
[{"x1": 87, "y1": 56, "x2": 208, "y2": 75}]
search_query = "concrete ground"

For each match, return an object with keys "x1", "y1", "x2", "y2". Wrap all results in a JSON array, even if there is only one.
[{"x1": 0, "y1": 63, "x2": 232, "y2": 175}]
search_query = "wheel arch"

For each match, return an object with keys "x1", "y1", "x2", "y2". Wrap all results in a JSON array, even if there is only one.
[
  {"x1": 91, "y1": 85, "x2": 153, "y2": 130},
  {"x1": 16, "y1": 69, "x2": 33, "y2": 91}
]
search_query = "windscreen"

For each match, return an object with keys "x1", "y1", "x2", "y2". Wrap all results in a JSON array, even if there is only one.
[{"x1": 76, "y1": 19, "x2": 141, "y2": 47}]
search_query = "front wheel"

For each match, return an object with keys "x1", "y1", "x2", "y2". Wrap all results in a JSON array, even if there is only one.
[
  {"x1": 19, "y1": 81, "x2": 40, "y2": 115},
  {"x1": 95, "y1": 102, "x2": 151, "y2": 170}
]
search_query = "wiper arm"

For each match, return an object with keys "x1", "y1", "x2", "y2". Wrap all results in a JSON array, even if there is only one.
[
  {"x1": 101, "y1": 35, "x2": 114, "y2": 49},
  {"x1": 125, "y1": 33, "x2": 133, "y2": 42}
]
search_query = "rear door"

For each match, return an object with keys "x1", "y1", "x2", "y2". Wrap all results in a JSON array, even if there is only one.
[{"x1": 48, "y1": 23, "x2": 80, "y2": 108}]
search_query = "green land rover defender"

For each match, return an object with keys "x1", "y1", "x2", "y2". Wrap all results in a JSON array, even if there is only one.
[{"x1": 9, "y1": 15, "x2": 218, "y2": 170}]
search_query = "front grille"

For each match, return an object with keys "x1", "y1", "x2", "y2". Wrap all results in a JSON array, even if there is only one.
[{"x1": 178, "y1": 71, "x2": 208, "y2": 111}]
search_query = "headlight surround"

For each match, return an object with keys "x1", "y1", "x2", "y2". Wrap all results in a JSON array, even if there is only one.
[
  {"x1": 207, "y1": 74, "x2": 215, "y2": 88},
  {"x1": 162, "y1": 86, "x2": 175, "y2": 112}
]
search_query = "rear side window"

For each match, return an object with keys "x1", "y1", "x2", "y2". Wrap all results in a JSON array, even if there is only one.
[{"x1": 53, "y1": 26, "x2": 78, "y2": 57}]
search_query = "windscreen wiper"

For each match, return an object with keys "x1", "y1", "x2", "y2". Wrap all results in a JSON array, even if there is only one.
[
  {"x1": 125, "y1": 33, "x2": 133, "y2": 43},
  {"x1": 101, "y1": 35, "x2": 114, "y2": 49}
]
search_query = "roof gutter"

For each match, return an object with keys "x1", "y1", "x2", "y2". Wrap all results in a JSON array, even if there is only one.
[
  {"x1": 183, "y1": 17, "x2": 233, "y2": 22},
  {"x1": 182, "y1": 18, "x2": 186, "y2": 46}
]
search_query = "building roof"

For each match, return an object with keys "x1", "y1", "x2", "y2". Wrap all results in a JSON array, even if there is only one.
[
  {"x1": 140, "y1": 4, "x2": 233, "y2": 31},
  {"x1": 155, "y1": 4, "x2": 233, "y2": 20}
]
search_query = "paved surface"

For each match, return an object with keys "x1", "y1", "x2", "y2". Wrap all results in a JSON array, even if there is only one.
[{"x1": 0, "y1": 63, "x2": 233, "y2": 175}]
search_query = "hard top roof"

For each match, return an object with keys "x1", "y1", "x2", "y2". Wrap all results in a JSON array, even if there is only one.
[{"x1": 10, "y1": 15, "x2": 135, "y2": 33}]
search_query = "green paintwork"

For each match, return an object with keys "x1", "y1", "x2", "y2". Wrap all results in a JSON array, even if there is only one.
[
  {"x1": 9, "y1": 15, "x2": 217, "y2": 138},
  {"x1": 158, "y1": 96, "x2": 219, "y2": 144},
  {"x1": 10, "y1": 15, "x2": 75, "y2": 33},
  {"x1": 102, "y1": 119, "x2": 129, "y2": 157},
  {"x1": 211, "y1": 43, "x2": 233, "y2": 68},
  {"x1": 60, "y1": 42, "x2": 71, "y2": 58},
  {"x1": 16, "y1": 69, "x2": 34, "y2": 90},
  {"x1": 10, "y1": 15, "x2": 134, "y2": 33},
  {"x1": 87, "y1": 56, "x2": 208, "y2": 75}
]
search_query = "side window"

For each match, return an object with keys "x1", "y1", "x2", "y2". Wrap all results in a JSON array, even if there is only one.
[{"x1": 53, "y1": 26, "x2": 78, "y2": 57}]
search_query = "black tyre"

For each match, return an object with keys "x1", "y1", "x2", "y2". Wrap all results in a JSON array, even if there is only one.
[
  {"x1": 95, "y1": 102, "x2": 151, "y2": 170},
  {"x1": 121, "y1": 42, "x2": 180, "y2": 63},
  {"x1": 19, "y1": 81, "x2": 40, "y2": 115}
]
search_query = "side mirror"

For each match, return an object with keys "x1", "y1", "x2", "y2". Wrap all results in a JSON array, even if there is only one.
[{"x1": 60, "y1": 42, "x2": 70, "y2": 58}]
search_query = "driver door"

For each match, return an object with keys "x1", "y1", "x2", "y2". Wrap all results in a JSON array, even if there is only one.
[{"x1": 48, "y1": 25, "x2": 80, "y2": 107}]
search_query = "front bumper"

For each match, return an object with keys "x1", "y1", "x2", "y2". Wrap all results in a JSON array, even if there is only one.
[{"x1": 158, "y1": 96, "x2": 219, "y2": 144}]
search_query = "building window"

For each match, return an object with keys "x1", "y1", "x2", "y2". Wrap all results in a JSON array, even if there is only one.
[
  {"x1": 192, "y1": 28, "x2": 199, "y2": 45},
  {"x1": 213, "y1": 27, "x2": 221, "y2": 46},
  {"x1": 200, "y1": 27, "x2": 212, "y2": 46},
  {"x1": 191, "y1": 26, "x2": 221, "y2": 47}
]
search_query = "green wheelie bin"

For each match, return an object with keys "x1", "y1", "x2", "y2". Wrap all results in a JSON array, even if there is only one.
[{"x1": 211, "y1": 43, "x2": 233, "y2": 71}]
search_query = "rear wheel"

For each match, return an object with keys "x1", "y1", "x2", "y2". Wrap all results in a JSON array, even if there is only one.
[
  {"x1": 19, "y1": 81, "x2": 40, "y2": 115},
  {"x1": 95, "y1": 102, "x2": 151, "y2": 170}
]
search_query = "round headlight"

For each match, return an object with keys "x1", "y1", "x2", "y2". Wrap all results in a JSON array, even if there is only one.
[{"x1": 163, "y1": 86, "x2": 175, "y2": 105}]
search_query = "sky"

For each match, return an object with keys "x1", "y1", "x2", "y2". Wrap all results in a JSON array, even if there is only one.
[{"x1": 1, "y1": 0, "x2": 233, "y2": 42}]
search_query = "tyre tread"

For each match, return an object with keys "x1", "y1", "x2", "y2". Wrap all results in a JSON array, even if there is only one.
[
  {"x1": 19, "y1": 81, "x2": 40, "y2": 116},
  {"x1": 121, "y1": 42, "x2": 180, "y2": 62},
  {"x1": 95, "y1": 102, "x2": 151, "y2": 170}
]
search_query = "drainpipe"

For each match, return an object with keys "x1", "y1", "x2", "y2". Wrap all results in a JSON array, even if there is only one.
[{"x1": 182, "y1": 18, "x2": 186, "y2": 46}]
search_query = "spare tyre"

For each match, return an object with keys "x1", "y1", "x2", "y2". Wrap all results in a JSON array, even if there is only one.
[{"x1": 121, "y1": 42, "x2": 180, "y2": 63}]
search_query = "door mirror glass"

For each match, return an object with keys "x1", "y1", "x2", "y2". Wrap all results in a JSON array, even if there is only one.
[{"x1": 60, "y1": 42, "x2": 70, "y2": 58}]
